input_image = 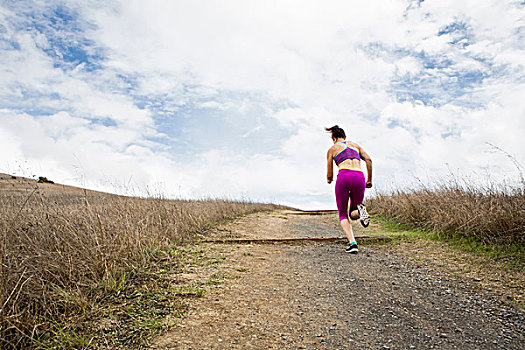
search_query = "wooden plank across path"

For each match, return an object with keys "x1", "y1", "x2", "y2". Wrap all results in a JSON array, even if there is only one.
[
  {"x1": 280, "y1": 209, "x2": 338, "y2": 215},
  {"x1": 202, "y1": 235, "x2": 390, "y2": 244}
]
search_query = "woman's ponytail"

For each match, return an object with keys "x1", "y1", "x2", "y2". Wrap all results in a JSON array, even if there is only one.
[{"x1": 325, "y1": 125, "x2": 346, "y2": 139}]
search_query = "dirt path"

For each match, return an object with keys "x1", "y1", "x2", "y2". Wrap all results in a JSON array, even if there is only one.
[{"x1": 152, "y1": 210, "x2": 524, "y2": 349}]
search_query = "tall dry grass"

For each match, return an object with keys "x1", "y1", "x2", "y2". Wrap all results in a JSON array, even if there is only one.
[
  {"x1": 0, "y1": 186, "x2": 278, "y2": 348},
  {"x1": 369, "y1": 180, "x2": 525, "y2": 244}
]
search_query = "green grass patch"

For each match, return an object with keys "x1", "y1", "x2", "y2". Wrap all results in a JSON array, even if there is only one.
[
  {"x1": 357, "y1": 215, "x2": 425, "y2": 246},
  {"x1": 434, "y1": 233, "x2": 524, "y2": 271},
  {"x1": 234, "y1": 267, "x2": 249, "y2": 272},
  {"x1": 205, "y1": 221, "x2": 220, "y2": 229},
  {"x1": 210, "y1": 271, "x2": 230, "y2": 281},
  {"x1": 35, "y1": 324, "x2": 91, "y2": 350},
  {"x1": 32, "y1": 245, "x2": 230, "y2": 349},
  {"x1": 174, "y1": 287, "x2": 206, "y2": 297},
  {"x1": 205, "y1": 279, "x2": 223, "y2": 285},
  {"x1": 208, "y1": 255, "x2": 227, "y2": 265},
  {"x1": 373, "y1": 215, "x2": 525, "y2": 271}
]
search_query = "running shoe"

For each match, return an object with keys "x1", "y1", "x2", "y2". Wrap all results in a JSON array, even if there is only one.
[
  {"x1": 357, "y1": 204, "x2": 370, "y2": 228},
  {"x1": 346, "y1": 242, "x2": 359, "y2": 254}
]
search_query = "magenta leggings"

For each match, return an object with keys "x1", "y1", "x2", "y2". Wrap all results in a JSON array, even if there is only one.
[{"x1": 335, "y1": 169, "x2": 366, "y2": 221}]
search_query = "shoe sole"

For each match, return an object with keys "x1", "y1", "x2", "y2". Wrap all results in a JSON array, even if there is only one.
[
  {"x1": 357, "y1": 204, "x2": 370, "y2": 228},
  {"x1": 346, "y1": 248, "x2": 359, "y2": 254}
]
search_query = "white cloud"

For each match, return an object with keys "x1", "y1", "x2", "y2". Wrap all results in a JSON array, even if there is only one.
[{"x1": 0, "y1": 0, "x2": 523, "y2": 210}]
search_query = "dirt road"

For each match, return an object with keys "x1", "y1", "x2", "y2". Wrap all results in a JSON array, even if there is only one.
[{"x1": 152, "y1": 210, "x2": 524, "y2": 349}]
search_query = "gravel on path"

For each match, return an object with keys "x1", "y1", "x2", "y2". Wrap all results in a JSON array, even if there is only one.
[{"x1": 152, "y1": 211, "x2": 524, "y2": 349}]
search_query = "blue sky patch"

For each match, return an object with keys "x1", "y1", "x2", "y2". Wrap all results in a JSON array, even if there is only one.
[
  {"x1": 4, "y1": 2, "x2": 104, "y2": 71},
  {"x1": 151, "y1": 91, "x2": 290, "y2": 160},
  {"x1": 91, "y1": 117, "x2": 118, "y2": 128},
  {"x1": 360, "y1": 35, "x2": 492, "y2": 107},
  {"x1": 390, "y1": 67, "x2": 487, "y2": 108},
  {"x1": 438, "y1": 20, "x2": 472, "y2": 48}
]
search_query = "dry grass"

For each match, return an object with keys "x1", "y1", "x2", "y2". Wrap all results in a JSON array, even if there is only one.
[
  {"x1": 0, "y1": 179, "x2": 278, "y2": 348},
  {"x1": 368, "y1": 181, "x2": 525, "y2": 244}
]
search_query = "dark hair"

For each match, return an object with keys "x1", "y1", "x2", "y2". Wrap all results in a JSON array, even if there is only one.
[{"x1": 325, "y1": 125, "x2": 346, "y2": 139}]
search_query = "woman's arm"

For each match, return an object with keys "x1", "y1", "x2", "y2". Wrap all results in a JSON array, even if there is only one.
[
  {"x1": 326, "y1": 148, "x2": 334, "y2": 184},
  {"x1": 359, "y1": 146, "x2": 373, "y2": 188}
]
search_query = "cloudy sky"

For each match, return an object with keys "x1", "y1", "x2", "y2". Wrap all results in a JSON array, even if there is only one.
[{"x1": 1, "y1": 0, "x2": 524, "y2": 209}]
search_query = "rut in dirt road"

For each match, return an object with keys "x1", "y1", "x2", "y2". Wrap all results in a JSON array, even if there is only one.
[{"x1": 152, "y1": 211, "x2": 525, "y2": 350}]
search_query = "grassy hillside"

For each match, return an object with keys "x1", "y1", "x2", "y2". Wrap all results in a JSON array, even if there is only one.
[
  {"x1": 0, "y1": 174, "x2": 279, "y2": 348},
  {"x1": 368, "y1": 181, "x2": 525, "y2": 245}
]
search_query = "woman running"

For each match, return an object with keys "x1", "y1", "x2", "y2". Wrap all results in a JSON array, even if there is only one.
[{"x1": 326, "y1": 125, "x2": 372, "y2": 254}]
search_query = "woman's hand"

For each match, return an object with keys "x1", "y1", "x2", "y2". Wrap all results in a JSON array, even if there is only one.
[
  {"x1": 366, "y1": 181, "x2": 372, "y2": 188},
  {"x1": 327, "y1": 178, "x2": 333, "y2": 184}
]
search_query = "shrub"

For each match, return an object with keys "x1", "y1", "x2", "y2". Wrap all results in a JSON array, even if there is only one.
[{"x1": 37, "y1": 176, "x2": 54, "y2": 184}]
